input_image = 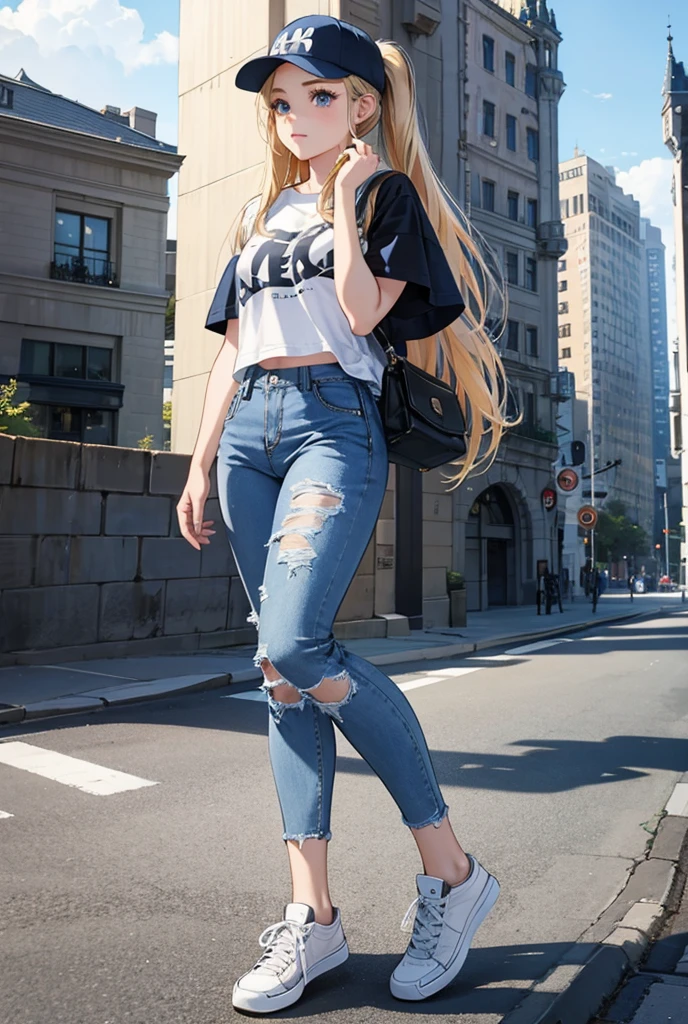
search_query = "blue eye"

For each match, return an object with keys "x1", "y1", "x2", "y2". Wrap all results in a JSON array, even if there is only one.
[{"x1": 272, "y1": 100, "x2": 289, "y2": 115}]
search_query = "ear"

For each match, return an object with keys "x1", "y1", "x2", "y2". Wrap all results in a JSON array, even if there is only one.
[{"x1": 353, "y1": 92, "x2": 378, "y2": 127}]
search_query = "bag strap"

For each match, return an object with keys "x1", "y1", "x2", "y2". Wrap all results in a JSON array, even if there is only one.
[{"x1": 354, "y1": 169, "x2": 399, "y2": 365}]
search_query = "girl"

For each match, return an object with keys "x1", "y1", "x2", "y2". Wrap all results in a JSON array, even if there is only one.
[{"x1": 177, "y1": 14, "x2": 509, "y2": 1013}]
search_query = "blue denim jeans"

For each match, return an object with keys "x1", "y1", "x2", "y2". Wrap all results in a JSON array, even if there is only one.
[{"x1": 216, "y1": 363, "x2": 448, "y2": 844}]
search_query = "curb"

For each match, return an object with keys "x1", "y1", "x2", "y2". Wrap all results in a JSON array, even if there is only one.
[
  {"x1": 0, "y1": 673, "x2": 231, "y2": 727},
  {"x1": 0, "y1": 603, "x2": 680, "y2": 727},
  {"x1": 502, "y1": 802, "x2": 688, "y2": 1024}
]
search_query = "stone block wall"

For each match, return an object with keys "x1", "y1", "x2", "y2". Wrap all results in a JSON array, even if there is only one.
[{"x1": 0, "y1": 434, "x2": 386, "y2": 665}]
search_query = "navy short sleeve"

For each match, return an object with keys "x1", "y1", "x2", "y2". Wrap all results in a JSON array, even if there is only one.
[
  {"x1": 205, "y1": 253, "x2": 240, "y2": 336},
  {"x1": 363, "y1": 173, "x2": 465, "y2": 343}
]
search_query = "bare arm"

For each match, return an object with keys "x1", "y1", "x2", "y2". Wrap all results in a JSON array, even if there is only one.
[
  {"x1": 333, "y1": 175, "x2": 406, "y2": 337},
  {"x1": 190, "y1": 319, "x2": 240, "y2": 471},
  {"x1": 177, "y1": 319, "x2": 239, "y2": 549}
]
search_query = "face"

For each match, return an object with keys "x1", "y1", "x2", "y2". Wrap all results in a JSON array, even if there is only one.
[{"x1": 269, "y1": 61, "x2": 375, "y2": 161}]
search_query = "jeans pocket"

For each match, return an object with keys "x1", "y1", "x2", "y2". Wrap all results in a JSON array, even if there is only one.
[
  {"x1": 224, "y1": 390, "x2": 242, "y2": 424},
  {"x1": 312, "y1": 379, "x2": 363, "y2": 417}
]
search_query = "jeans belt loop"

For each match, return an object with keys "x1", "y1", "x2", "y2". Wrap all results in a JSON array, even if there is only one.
[
  {"x1": 243, "y1": 365, "x2": 259, "y2": 401},
  {"x1": 302, "y1": 365, "x2": 313, "y2": 391}
]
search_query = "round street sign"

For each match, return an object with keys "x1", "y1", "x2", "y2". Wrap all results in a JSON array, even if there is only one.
[
  {"x1": 557, "y1": 467, "x2": 580, "y2": 493},
  {"x1": 577, "y1": 505, "x2": 598, "y2": 530},
  {"x1": 542, "y1": 487, "x2": 557, "y2": 511}
]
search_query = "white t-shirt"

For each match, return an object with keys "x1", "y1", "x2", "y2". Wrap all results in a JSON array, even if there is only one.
[{"x1": 206, "y1": 172, "x2": 466, "y2": 392}]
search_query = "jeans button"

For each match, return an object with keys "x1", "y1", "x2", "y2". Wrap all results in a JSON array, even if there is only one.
[{"x1": 269, "y1": 374, "x2": 279, "y2": 385}]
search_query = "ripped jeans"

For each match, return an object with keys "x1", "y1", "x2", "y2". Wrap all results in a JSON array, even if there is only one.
[{"x1": 216, "y1": 363, "x2": 448, "y2": 844}]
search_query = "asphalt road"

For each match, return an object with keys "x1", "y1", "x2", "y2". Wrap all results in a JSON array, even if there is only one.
[{"x1": 2, "y1": 610, "x2": 688, "y2": 1024}]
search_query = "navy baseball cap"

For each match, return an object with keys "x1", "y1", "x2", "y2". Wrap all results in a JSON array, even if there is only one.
[{"x1": 235, "y1": 15, "x2": 386, "y2": 96}]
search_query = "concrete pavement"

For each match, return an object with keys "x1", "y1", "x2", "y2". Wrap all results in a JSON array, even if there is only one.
[
  {"x1": 2, "y1": 609, "x2": 687, "y2": 1023},
  {"x1": 1, "y1": 591, "x2": 681, "y2": 726}
]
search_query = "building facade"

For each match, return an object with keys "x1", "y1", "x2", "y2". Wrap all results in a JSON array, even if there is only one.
[
  {"x1": 175, "y1": 0, "x2": 564, "y2": 626},
  {"x1": 640, "y1": 219, "x2": 676, "y2": 555},
  {"x1": 457, "y1": 0, "x2": 566, "y2": 609},
  {"x1": 557, "y1": 153, "x2": 654, "y2": 538},
  {"x1": 662, "y1": 31, "x2": 688, "y2": 586},
  {"x1": 0, "y1": 70, "x2": 181, "y2": 449}
]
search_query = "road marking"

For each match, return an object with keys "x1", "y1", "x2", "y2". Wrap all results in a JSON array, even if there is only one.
[
  {"x1": 400, "y1": 667, "x2": 482, "y2": 692},
  {"x1": 0, "y1": 810, "x2": 13, "y2": 819},
  {"x1": 222, "y1": 690, "x2": 264, "y2": 701},
  {"x1": 467, "y1": 654, "x2": 518, "y2": 662},
  {"x1": 438, "y1": 666, "x2": 486, "y2": 677},
  {"x1": 0, "y1": 742, "x2": 158, "y2": 796},
  {"x1": 504, "y1": 639, "x2": 574, "y2": 655},
  {"x1": 665, "y1": 783, "x2": 688, "y2": 816}
]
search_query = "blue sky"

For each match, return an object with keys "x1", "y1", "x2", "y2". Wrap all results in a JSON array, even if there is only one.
[{"x1": 0, "y1": 0, "x2": 684, "y2": 308}]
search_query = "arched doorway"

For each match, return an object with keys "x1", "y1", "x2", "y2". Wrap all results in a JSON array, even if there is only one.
[{"x1": 465, "y1": 486, "x2": 517, "y2": 609}]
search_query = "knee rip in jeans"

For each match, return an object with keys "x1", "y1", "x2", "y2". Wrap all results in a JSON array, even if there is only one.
[
  {"x1": 255, "y1": 648, "x2": 357, "y2": 724},
  {"x1": 265, "y1": 479, "x2": 344, "y2": 576}
]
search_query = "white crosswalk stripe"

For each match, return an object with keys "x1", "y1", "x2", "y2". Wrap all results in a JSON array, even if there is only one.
[
  {"x1": 0, "y1": 741, "x2": 158, "y2": 796},
  {"x1": 0, "y1": 809, "x2": 14, "y2": 819}
]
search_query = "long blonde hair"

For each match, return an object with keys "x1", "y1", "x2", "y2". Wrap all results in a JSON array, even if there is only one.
[{"x1": 227, "y1": 39, "x2": 514, "y2": 485}]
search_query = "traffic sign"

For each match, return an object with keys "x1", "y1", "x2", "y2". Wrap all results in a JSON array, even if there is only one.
[
  {"x1": 542, "y1": 487, "x2": 557, "y2": 511},
  {"x1": 557, "y1": 467, "x2": 580, "y2": 493},
  {"x1": 577, "y1": 505, "x2": 598, "y2": 530}
]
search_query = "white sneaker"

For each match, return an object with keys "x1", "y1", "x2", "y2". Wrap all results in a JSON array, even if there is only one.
[
  {"x1": 232, "y1": 903, "x2": 349, "y2": 1013},
  {"x1": 390, "y1": 855, "x2": 499, "y2": 1001}
]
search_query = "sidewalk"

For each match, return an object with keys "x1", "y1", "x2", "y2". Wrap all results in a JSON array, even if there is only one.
[{"x1": 0, "y1": 591, "x2": 681, "y2": 726}]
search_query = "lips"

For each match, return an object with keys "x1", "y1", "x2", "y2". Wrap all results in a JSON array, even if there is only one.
[{"x1": 291, "y1": 133, "x2": 306, "y2": 138}]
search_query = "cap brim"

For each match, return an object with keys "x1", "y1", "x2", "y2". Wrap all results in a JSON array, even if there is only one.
[{"x1": 235, "y1": 54, "x2": 350, "y2": 93}]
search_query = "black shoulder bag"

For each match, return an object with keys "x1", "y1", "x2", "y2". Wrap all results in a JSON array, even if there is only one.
[{"x1": 354, "y1": 171, "x2": 467, "y2": 472}]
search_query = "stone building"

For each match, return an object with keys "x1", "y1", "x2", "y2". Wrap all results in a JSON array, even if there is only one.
[
  {"x1": 0, "y1": 69, "x2": 182, "y2": 449},
  {"x1": 662, "y1": 30, "x2": 688, "y2": 586},
  {"x1": 457, "y1": 0, "x2": 566, "y2": 609},
  {"x1": 557, "y1": 153, "x2": 654, "y2": 538},
  {"x1": 175, "y1": 0, "x2": 565, "y2": 627}
]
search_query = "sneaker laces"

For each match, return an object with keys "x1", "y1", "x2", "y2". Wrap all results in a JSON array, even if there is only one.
[
  {"x1": 400, "y1": 894, "x2": 448, "y2": 959},
  {"x1": 254, "y1": 919, "x2": 311, "y2": 976}
]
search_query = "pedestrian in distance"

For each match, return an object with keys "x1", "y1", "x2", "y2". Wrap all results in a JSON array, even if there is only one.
[
  {"x1": 177, "y1": 14, "x2": 509, "y2": 1014},
  {"x1": 628, "y1": 572, "x2": 636, "y2": 601}
]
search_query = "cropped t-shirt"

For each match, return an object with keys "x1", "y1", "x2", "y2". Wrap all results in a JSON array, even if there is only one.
[{"x1": 205, "y1": 171, "x2": 465, "y2": 392}]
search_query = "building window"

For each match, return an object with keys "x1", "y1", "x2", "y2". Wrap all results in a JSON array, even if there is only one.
[
  {"x1": 526, "y1": 326, "x2": 538, "y2": 357},
  {"x1": 0, "y1": 85, "x2": 13, "y2": 109},
  {"x1": 527, "y1": 198, "x2": 538, "y2": 227},
  {"x1": 481, "y1": 179, "x2": 495, "y2": 212},
  {"x1": 527, "y1": 127, "x2": 539, "y2": 162},
  {"x1": 505, "y1": 51, "x2": 516, "y2": 86},
  {"x1": 505, "y1": 250, "x2": 519, "y2": 286},
  {"x1": 560, "y1": 198, "x2": 569, "y2": 219},
  {"x1": 558, "y1": 323, "x2": 571, "y2": 338},
  {"x1": 507, "y1": 190, "x2": 519, "y2": 221},
  {"x1": 525, "y1": 256, "x2": 538, "y2": 292},
  {"x1": 544, "y1": 42, "x2": 553, "y2": 68},
  {"x1": 20, "y1": 339, "x2": 113, "y2": 381},
  {"x1": 506, "y1": 114, "x2": 517, "y2": 151},
  {"x1": 482, "y1": 100, "x2": 495, "y2": 138},
  {"x1": 52, "y1": 210, "x2": 117, "y2": 287},
  {"x1": 525, "y1": 64, "x2": 538, "y2": 98},
  {"x1": 561, "y1": 347, "x2": 572, "y2": 359},
  {"x1": 483, "y1": 35, "x2": 495, "y2": 72},
  {"x1": 558, "y1": 259, "x2": 567, "y2": 272},
  {"x1": 558, "y1": 301, "x2": 569, "y2": 314},
  {"x1": 506, "y1": 319, "x2": 519, "y2": 351},
  {"x1": 558, "y1": 278, "x2": 568, "y2": 292},
  {"x1": 523, "y1": 390, "x2": 536, "y2": 424},
  {"x1": 23, "y1": 405, "x2": 116, "y2": 446}
]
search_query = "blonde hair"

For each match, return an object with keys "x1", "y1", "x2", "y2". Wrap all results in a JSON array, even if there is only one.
[{"x1": 227, "y1": 39, "x2": 514, "y2": 485}]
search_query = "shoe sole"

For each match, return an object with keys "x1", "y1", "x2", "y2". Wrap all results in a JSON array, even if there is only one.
[
  {"x1": 232, "y1": 941, "x2": 349, "y2": 1014},
  {"x1": 390, "y1": 874, "x2": 500, "y2": 1001}
]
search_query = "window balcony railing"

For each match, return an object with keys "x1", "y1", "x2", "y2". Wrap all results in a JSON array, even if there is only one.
[
  {"x1": 50, "y1": 257, "x2": 119, "y2": 288},
  {"x1": 510, "y1": 422, "x2": 559, "y2": 445}
]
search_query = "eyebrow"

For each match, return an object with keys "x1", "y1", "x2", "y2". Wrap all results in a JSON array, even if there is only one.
[{"x1": 270, "y1": 79, "x2": 340, "y2": 95}]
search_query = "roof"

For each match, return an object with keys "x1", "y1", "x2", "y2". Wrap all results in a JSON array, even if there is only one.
[{"x1": 0, "y1": 69, "x2": 177, "y2": 154}]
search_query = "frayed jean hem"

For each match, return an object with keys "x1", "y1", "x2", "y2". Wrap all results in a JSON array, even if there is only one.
[
  {"x1": 402, "y1": 803, "x2": 450, "y2": 830},
  {"x1": 283, "y1": 830, "x2": 332, "y2": 849}
]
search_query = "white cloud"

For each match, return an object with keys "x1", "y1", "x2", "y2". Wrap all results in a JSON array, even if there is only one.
[
  {"x1": 616, "y1": 157, "x2": 677, "y2": 341},
  {"x1": 0, "y1": 0, "x2": 178, "y2": 73},
  {"x1": 593, "y1": 92, "x2": 613, "y2": 101}
]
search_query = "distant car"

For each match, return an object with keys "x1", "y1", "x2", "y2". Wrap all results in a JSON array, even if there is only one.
[{"x1": 658, "y1": 575, "x2": 677, "y2": 592}]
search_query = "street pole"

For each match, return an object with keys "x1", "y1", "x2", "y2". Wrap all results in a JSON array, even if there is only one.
[
  {"x1": 589, "y1": 390, "x2": 596, "y2": 568},
  {"x1": 664, "y1": 490, "x2": 670, "y2": 578}
]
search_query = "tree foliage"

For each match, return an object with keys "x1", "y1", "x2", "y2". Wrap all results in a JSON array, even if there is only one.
[
  {"x1": 595, "y1": 499, "x2": 649, "y2": 562},
  {"x1": 0, "y1": 379, "x2": 41, "y2": 437}
]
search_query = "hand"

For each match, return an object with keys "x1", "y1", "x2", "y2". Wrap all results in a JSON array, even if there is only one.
[
  {"x1": 333, "y1": 140, "x2": 380, "y2": 192},
  {"x1": 176, "y1": 465, "x2": 216, "y2": 550}
]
